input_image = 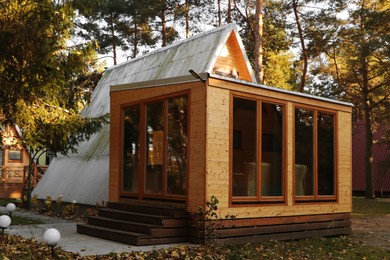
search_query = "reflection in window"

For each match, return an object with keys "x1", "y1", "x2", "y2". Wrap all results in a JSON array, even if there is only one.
[
  {"x1": 295, "y1": 109, "x2": 314, "y2": 196},
  {"x1": 261, "y1": 103, "x2": 283, "y2": 196},
  {"x1": 318, "y1": 113, "x2": 335, "y2": 195},
  {"x1": 167, "y1": 96, "x2": 188, "y2": 195},
  {"x1": 295, "y1": 108, "x2": 335, "y2": 199},
  {"x1": 232, "y1": 97, "x2": 285, "y2": 200},
  {"x1": 232, "y1": 97, "x2": 257, "y2": 197},
  {"x1": 145, "y1": 102, "x2": 164, "y2": 194},
  {"x1": 122, "y1": 106, "x2": 140, "y2": 193}
]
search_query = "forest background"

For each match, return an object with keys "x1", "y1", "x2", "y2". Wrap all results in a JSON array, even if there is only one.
[{"x1": 0, "y1": 0, "x2": 388, "y2": 199}]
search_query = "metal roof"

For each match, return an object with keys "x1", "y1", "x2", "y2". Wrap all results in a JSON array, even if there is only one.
[{"x1": 33, "y1": 24, "x2": 249, "y2": 205}]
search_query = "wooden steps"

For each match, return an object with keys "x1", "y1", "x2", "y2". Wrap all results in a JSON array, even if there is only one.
[{"x1": 77, "y1": 200, "x2": 189, "y2": 246}]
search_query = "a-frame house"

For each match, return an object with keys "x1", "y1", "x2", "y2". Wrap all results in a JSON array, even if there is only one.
[{"x1": 34, "y1": 24, "x2": 353, "y2": 245}]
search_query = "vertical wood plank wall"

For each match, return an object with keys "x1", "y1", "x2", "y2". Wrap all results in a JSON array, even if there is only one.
[{"x1": 206, "y1": 78, "x2": 352, "y2": 218}]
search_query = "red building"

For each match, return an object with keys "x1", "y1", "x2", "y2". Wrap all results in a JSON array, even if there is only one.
[{"x1": 353, "y1": 122, "x2": 390, "y2": 197}]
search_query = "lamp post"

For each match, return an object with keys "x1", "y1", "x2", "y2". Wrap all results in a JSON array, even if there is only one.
[
  {"x1": 6, "y1": 203, "x2": 16, "y2": 217},
  {"x1": 0, "y1": 215, "x2": 11, "y2": 235},
  {"x1": 43, "y1": 228, "x2": 61, "y2": 257}
]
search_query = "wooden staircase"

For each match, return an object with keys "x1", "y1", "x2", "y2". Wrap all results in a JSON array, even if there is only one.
[{"x1": 77, "y1": 200, "x2": 189, "y2": 246}]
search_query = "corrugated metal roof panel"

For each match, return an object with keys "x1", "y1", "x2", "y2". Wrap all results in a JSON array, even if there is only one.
[{"x1": 32, "y1": 156, "x2": 108, "y2": 205}]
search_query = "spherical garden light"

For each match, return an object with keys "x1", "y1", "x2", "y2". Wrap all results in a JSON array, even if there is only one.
[
  {"x1": 43, "y1": 228, "x2": 61, "y2": 257},
  {"x1": 0, "y1": 215, "x2": 11, "y2": 235},
  {"x1": 6, "y1": 203, "x2": 16, "y2": 217}
]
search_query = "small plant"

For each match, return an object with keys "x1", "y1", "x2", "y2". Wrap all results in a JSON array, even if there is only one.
[
  {"x1": 193, "y1": 195, "x2": 236, "y2": 245},
  {"x1": 63, "y1": 200, "x2": 78, "y2": 218},
  {"x1": 44, "y1": 195, "x2": 52, "y2": 211},
  {"x1": 31, "y1": 194, "x2": 39, "y2": 207},
  {"x1": 54, "y1": 195, "x2": 63, "y2": 214}
]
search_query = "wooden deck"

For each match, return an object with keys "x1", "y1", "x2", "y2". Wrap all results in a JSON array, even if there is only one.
[
  {"x1": 77, "y1": 200, "x2": 189, "y2": 246},
  {"x1": 78, "y1": 200, "x2": 351, "y2": 246},
  {"x1": 190, "y1": 212, "x2": 351, "y2": 245}
]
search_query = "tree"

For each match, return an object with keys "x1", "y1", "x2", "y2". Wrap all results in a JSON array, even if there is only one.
[
  {"x1": 0, "y1": 0, "x2": 108, "y2": 156},
  {"x1": 325, "y1": 0, "x2": 389, "y2": 199},
  {"x1": 233, "y1": 0, "x2": 294, "y2": 88}
]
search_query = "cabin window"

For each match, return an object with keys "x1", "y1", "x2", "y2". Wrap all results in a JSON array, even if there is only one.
[
  {"x1": 232, "y1": 96, "x2": 284, "y2": 203},
  {"x1": 294, "y1": 108, "x2": 336, "y2": 201},
  {"x1": 122, "y1": 105, "x2": 140, "y2": 193},
  {"x1": 121, "y1": 94, "x2": 188, "y2": 199},
  {"x1": 8, "y1": 149, "x2": 22, "y2": 161},
  {"x1": 166, "y1": 96, "x2": 188, "y2": 196}
]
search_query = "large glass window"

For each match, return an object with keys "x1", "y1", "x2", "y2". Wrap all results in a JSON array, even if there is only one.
[
  {"x1": 145, "y1": 101, "x2": 165, "y2": 194},
  {"x1": 167, "y1": 97, "x2": 188, "y2": 195},
  {"x1": 122, "y1": 106, "x2": 140, "y2": 193},
  {"x1": 232, "y1": 96, "x2": 284, "y2": 202},
  {"x1": 232, "y1": 98, "x2": 257, "y2": 197},
  {"x1": 121, "y1": 94, "x2": 188, "y2": 199},
  {"x1": 295, "y1": 108, "x2": 336, "y2": 200},
  {"x1": 317, "y1": 112, "x2": 335, "y2": 196}
]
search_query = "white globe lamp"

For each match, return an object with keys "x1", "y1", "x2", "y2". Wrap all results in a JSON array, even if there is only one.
[
  {"x1": 43, "y1": 228, "x2": 61, "y2": 257},
  {"x1": 6, "y1": 203, "x2": 16, "y2": 217},
  {"x1": 0, "y1": 215, "x2": 11, "y2": 235}
]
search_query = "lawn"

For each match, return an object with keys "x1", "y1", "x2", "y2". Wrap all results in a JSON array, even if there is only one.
[
  {"x1": 352, "y1": 196, "x2": 390, "y2": 218},
  {"x1": 0, "y1": 197, "x2": 389, "y2": 259}
]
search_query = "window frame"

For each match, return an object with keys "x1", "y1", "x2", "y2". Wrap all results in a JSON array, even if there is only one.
[
  {"x1": 230, "y1": 93, "x2": 287, "y2": 204},
  {"x1": 8, "y1": 149, "x2": 23, "y2": 163},
  {"x1": 119, "y1": 91, "x2": 190, "y2": 201},
  {"x1": 293, "y1": 105, "x2": 338, "y2": 203}
]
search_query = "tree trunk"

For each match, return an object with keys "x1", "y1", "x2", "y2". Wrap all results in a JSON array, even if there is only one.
[
  {"x1": 110, "y1": 15, "x2": 117, "y2": 65},
  {"x1": 292, "y1": 0, "x2": 307, "y2": 92},
  {"x1": 218, "y1": 0, "x2": 221, "y2": 26},
  {"x1": 254, "y1": 0, "x2": 263, "y2": 83},
  {"x1": 227, "y1": 0, "x2": 232, "y2": 23},
  {"x1": 185, "y1": 0, "x2": 189, "y2": 38},
  {"x1": 132, "y1": 23, "x2": 138, "y2": 59},
  {"x1": 161, "y1": 11, "x2": 167, "y2": 47}
]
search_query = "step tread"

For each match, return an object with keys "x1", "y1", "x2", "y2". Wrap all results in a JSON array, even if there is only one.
[
  {"x1": 77, "y1": 223, "x2": 188, "y2": 245},
  {"x1": 77, "y1": 223, "x2": 145, "y2": 237},
  {"x1": 88, "y1": 216, "x2": 161, "y2": 229},
  {"x1": 99, "y1": 207, "x2": 168, "y2": 218}
]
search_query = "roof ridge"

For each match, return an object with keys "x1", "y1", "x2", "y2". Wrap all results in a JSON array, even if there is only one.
[{"x1": 106, "y1": 23, "x2": 236, "y2": 71}]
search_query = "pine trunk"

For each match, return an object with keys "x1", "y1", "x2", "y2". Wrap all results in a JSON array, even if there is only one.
[{"x1": 254, "y1": 0, "x2": 263, "y2": 84}]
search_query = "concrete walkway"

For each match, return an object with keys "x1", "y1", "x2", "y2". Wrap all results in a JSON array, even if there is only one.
[{"x1": 0, "y1": 206, "x2": 190, "y2": 256}]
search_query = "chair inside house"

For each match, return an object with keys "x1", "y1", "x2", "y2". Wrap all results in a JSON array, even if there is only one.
[
  {"x1": 261, "y1": 162, "x2": 271, "y2": 196},
  {"x1": 295, "y1": 164, "x2": 307, "y2": 195},
  {"x1": 245, "y1": 162, "x2": 256, "y2": 196}
]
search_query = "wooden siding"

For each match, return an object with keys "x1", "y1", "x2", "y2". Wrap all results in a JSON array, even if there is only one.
[
  {"x1": 205, "y1": 79, "x2": 352, "y2": 219},
  {"x1": 213, "y1": 32, "x2": 253, "y2": 81},
  {"x1": 109, "y1": 82, "x2": 207, "y2": 212}
]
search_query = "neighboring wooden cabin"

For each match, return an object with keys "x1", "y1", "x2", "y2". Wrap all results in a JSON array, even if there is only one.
[
  {"x1": 0, "y1": 125, "x2": 48, "y2": 199},
  {"x1": 79, "y1": 24, "x2": 353, "y2": 245},
  {"x1": 353, "y1": 122, "x2": 389, "y2": 197}
]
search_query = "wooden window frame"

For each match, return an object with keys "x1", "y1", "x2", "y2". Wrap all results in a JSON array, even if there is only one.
[
  {"x1": 119, "y1": 91, "x2": 190, "y2": 201},
  {"x1": 293, "y1": 105, "x2": 338, "y2": 203},
  {"x1": 7, "y1": 149, "x2": 23, "y2": 163},
  {"x1": 230, "y1": 92, "x2": 287, "y2": 204}
]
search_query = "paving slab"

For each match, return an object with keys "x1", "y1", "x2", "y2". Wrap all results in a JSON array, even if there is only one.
[{"x1": 0, "y1": 206, "x2": 191, "y2": 256}]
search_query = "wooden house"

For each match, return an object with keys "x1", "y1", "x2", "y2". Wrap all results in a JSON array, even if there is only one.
[
  {"x1": 75, "y1": 24, "x2": 353, "y2": 245},
  {"x1": 0, "y1": 125, "x2": 47, "y2": 198}
]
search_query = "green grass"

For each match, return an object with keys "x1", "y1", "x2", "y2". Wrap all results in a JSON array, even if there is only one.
[
  {"x1": 9, "y1": 215, "x2": 44, "y2": 225},
  {"x1": 0, "y1": 198, "x2": 22, "y2": 207},
  {"x1": 0, "y1": 199, "x2": 43, "y2": 225},
  {"x1": 352, "y1": 196, "x2": 390, "y2": 218}
]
